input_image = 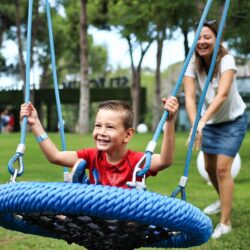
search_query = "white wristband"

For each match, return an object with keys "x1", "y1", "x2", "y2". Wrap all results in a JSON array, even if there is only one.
[{"x1": 36, "y1": 132, "x2": 48, "y2": 143}]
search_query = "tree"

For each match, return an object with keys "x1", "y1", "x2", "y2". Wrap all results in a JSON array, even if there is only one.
[
  {"x1": 61, "y1": 0, "x2": 109, "y2": 133},
  {"x1": 140, "y1": 0, "x2": 198, "y2": 130},
  {"x1": 0, "y1": 1, "x2": 109, "y2": 133},
  {"x1": 0, "y1": 0, "x2": 16, "y2": 47},
  {"x1": 14, "y1": 0, "x2": 26, "y2": 85},
  {"x1": 150, "y1": 0, "x2": 182, "y2": 131},
  {"x1": 60, "y1": 1, "x2": 108, "y2": 82},
  {"x1": 225, "y1": 0, "x2": 250, "y2": 62},
  {"x1": 0, "y1": 0, "x2": 26, "y2": 86},
  {"x1": 93, "y1": 0, "x2": 156, "y2": 128},
  {"x1": 78, "y1": 0, "x2": 90, "y2": 134},
  {"x1": 88, "y1": 0, "x2": 200, "y2": 129}
]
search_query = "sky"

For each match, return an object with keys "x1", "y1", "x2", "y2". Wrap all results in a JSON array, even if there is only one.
[
  {"x1": 0, "y1": 26, "x2": 192, "y2": 88},
  {"x1": 88, "y1": 27, "x2": 187, "y2": 70},
  {"x1": 0, "y1": 0, "x2": 192, "y2": 87}
]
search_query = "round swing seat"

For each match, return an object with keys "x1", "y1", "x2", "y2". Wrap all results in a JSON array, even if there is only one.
[{"x1": 0, "y1": 182, "x2": 212, "y2": 249}]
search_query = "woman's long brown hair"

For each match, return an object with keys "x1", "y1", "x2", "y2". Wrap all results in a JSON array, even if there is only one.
[{"x1": 195, "y1": 23, "x2": 228, "y2": 78}]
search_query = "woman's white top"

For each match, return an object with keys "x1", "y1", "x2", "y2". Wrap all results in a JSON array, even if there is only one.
[{"x1": 185, "y1": 54, "x2": 246, "y2": 124}]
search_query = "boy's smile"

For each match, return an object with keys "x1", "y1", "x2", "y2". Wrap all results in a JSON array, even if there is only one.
[{"x1": 96, "y1": 137, "x2": 112, "y2": 150}]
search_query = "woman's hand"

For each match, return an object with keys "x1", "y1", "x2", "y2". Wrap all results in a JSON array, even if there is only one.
[
  {"x1": 195, "y1": 120, "x2": 206, "y2": 150},
  {"x1": 186, "y1": 120, "x2": 206, "y2": 150}
]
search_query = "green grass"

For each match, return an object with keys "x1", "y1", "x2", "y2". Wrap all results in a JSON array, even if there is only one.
[{"x1": 0, "y1": 132, "x2": 249, "y2": 250}]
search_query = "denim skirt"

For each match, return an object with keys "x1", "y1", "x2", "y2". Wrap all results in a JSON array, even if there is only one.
[{"x1": 202, "y1": 111, "x2": 248, "y2": 157}]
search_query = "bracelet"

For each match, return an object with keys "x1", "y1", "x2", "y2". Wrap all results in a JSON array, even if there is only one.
[{"x1": 36, "y1": 132, "x2": 48, "y2": 143}]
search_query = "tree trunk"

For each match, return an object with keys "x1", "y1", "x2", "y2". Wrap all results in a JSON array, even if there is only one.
[
  {"x1": 29, "y1": 0, "x2": 39, "y2": 104},
  {"x1": 78, "y1": 0, "x2": 90, "y2": 134},
  {"x1": 131, "y1": 68, "x2": 141, "y2": 128},
  {"x1": 182, "y1": 28, "x2": 189, "y2": 58},
  {"x1": 0, "y1": 21, "x2": 6, "y2": 47},
  {"x1": 15, "y1": 0, "x2": 26, "y2": 94},
  {"x1": 152, "y1": 32, "x2": 164, "y2": 131},
  {"x1": 195, "y1": 0, "x2": 204, "y2": 16},
  {"x1": 127, "y1": 36, "x2": 153, "y2": 129}
]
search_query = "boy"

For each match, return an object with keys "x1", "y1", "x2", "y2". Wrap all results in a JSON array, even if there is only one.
[{"x1": 20, "y1": 97, "x2": 178, "y2": 188}]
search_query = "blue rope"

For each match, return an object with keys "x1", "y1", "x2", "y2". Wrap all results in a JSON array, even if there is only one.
[
  {"x1": 171, "y1": 0, "x2": 231, "y2": 199},
  {"x1": 8, "y1": 0, "x2": 34, "y2": 177},
  {"x1": 0, "y1": 182, "x2": 213, "y2": 248},
  {"x1": 8, "y1": 0, "x2": 68, "y2": 177},
  {"x1": 45, "y1": 0, "x2": 68, "y2": 173},
  {"x1": 137, "y1": 0, "x2": 213, "y2": 177}
]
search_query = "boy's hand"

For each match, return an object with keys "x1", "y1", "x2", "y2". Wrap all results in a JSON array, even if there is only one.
[
  {"x1": 20, "y1": 103, "x2": 39, "y2": 126},
  {"x1": 162, "y1": 96, "x2": 179, "y2": 121}
]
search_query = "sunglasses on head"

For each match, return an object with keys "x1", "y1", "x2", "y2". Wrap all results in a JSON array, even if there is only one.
[
  {"x1": 195, "y1": 20, "x2": 217, "y2": 27},
  {"x1": 204, "y1": 20, "x2": 217, "y2": 25},
  {"x1": 195, "y1": 20, "x2": 218, "y2": 35}
]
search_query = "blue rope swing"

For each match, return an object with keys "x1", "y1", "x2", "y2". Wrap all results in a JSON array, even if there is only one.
[
  {"x1": 0, "y1": 182, "x2": 212, "y2": 248},
  {"x1": 0, "y1": 0, "x2": 230, "y2": 248}
]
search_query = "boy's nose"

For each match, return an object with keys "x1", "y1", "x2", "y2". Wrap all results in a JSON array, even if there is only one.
[{"x1": 99, "y1": 126, "x2": 107, "y2": 134}]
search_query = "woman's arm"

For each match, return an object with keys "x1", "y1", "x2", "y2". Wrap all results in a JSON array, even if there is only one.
[{"x1": 184, "y1": 76, "x2": 197, "y2": 126}]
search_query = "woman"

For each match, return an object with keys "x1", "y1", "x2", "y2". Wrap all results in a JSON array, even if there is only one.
[{"x1": 184, "y1": 20, "x2": 248, "y2": 239}]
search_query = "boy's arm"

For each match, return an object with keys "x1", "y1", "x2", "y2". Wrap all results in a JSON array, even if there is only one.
[
  {"x1": 21, "y1": 103, "x2": 78, "y2": 168},
  {"x1": 150, "y1": 97, "x2": 178, "y2": 172}
]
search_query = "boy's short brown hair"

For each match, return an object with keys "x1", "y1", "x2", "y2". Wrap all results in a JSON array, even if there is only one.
[{"x1": 97, "y1": 100, "x2": 133, "y2": 129}]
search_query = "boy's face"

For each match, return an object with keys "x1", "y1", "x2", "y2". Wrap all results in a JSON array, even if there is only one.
[{"x1": 93, "y1": 109, "x2": 133, "y2": 153}]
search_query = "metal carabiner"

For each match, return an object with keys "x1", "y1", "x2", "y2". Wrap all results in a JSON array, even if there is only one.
[
  {"x1": 17, "y1": 154, "x2": 24, "y2": 175},
  {"x1": 127, "y1": 154, "x2": 147, "y2": 190},
  {"x1": 9, "y1": 169, "x2": 18, "y2": 183}
]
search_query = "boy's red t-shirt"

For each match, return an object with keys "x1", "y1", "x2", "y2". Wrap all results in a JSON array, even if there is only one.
[{"x1": 76, "y1": 148, "x2": 157, "y2": 188}]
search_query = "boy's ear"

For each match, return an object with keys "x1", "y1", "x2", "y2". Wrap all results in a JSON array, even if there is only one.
[{"x1": 124, "y1": 128, "x2": 134, "y2": 143}]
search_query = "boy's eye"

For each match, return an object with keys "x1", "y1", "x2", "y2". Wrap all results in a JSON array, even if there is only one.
[
  {"x1": 95, "y1": 124, "x2": 101, "y2": 128},
  {"x1": 107, "y1": 125, "x2": 114, "y2": 129}
]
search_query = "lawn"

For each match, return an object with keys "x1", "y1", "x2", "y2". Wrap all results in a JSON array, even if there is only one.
[{"x1": 0, "y1": 131, "x2": 249, "y2": 250}]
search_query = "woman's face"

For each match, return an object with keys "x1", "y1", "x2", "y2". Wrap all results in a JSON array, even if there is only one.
[{"x1": 196, "y1": 26, "x2": 216, "y2": 60}]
